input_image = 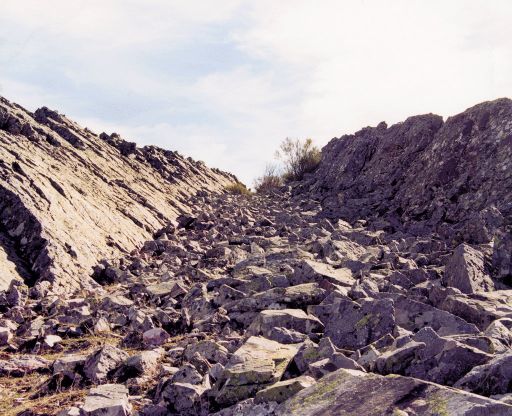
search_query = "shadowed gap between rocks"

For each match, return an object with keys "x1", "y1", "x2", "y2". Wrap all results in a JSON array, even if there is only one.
[{"x1": 0, "y1": 185, "x2": 47, "y2": 286}]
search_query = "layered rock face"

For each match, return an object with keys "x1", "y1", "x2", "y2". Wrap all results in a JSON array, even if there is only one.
[
  {"x1": 0, "y1": 97, "x2": 236, "y2": 292},
  {"x1": 306, "y1": 98, "x2": 512, "y2": 243}
]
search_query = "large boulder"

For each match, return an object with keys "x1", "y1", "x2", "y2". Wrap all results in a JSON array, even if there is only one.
[
  {"x1": 275, "y1": 369, "x2": 512, "y2": 415},
  {"x1": 81, "y1": 384, "x2": 132, "y2": 416},
  {"x1": 455, "y1": 350, "x2": 512, "y2": 396},
  {"x1": 443, "y1": 244, "x2": 494, "y2": 294},
  {"x1": 393, "y1": 295, "x2": 479, "y2": 336},
  {"x1": 214, "y1": 336, "x2": 300, "y2": 405},
  {"x1": 440, "y1": 291, "x2": 512, "y2": 330},
  {"x1": 247, "y1": 309, "x2": 324, "y2": 338},
  {"x1": 323, "y1": 297, "x2": 396, "y2": 350},
  {"x1": 291, "y1": 260, "x2": 354, "y2": 287},
  {"x1": 84, "y1": 345, "x2": 129, "y2": 384}
]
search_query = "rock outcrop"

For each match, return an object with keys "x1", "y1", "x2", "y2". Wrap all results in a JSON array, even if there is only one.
[
  {"x1": 3, "y1": 97, "x2": 512, "y2": 415},
  {"x1": 0, "y1": 96, "x2": 237, "y2": 293},
  {"x1": 305, "y1": 98, "x2": 512, "y2": 244}
]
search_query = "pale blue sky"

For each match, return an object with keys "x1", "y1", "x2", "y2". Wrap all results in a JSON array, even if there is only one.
[{"x1": 1, "y1": 1, "x2": 511, "y2": 185}]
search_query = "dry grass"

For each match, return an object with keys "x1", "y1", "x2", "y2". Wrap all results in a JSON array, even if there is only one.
[
  {"x1": 0, "y1": 330, "x2": 187, "y2": 415},
  {"x1": 0, "y1": 372, "x2": 87, "y2": 416},
  {"x1": 0, "y1": 334, "x2": 124, "y2": 416},
  {"x1": 225, "y1": 182, "x2": 252, "y2": 195}
]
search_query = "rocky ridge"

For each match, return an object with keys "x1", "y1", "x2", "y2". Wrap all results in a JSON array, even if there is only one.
[
  {"x1": 2, "y1": 98, "x2": 512, "y2": 415},
  {"x1": 0, "y1": 97, "x2": 236, "y2": 293},
  {"x1": 305, "y1": 98, "x2": 512, "y2": 244}
]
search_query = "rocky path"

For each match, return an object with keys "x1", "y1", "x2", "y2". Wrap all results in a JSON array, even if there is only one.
[{"x1": 2, "y1": 188, "x2": 512, "y2": 415}]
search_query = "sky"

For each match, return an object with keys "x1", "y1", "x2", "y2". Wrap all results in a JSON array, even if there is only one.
[{"x1": 1, "y1": 1, "x2": 511, "y2": 185}]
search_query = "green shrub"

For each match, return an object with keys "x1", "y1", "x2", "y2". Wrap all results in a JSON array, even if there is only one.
[
  {"x1": 276, "y1": 138, "x2": 321, "y2": 182},
  {"x1": 254, "y1": 164, "x2": 283, "y2": 194}
]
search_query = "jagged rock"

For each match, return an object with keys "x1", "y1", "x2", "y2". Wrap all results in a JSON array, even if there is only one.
[
  {"x1": 267, "y1": 327, "x2": 309, "y2": 344},
  {"x1": 393, "y1": 295, "x2": 479, "y2": 336},
  {"x1": 115, "y1": 350, "x2": 162, "y2": 381},
  {"x1": 170, "y1": 363, "x2": 203, "y2": 385},
  {"x1": 184, "y1": 340, "x2": 229, "y2": 364},
  {"x1": 226, "y1": 283, "x2": 327, "y2": 315},
  {"x1": 145, "y1": 281, "x2": 188, "y2": 300},
  {"x1": 84, "y1": 345, "x2": 129, "y2": 384},
  {"x1": 0, "y1": 326, "x2": 12, "y2": 345},
  {"x1": 484, "y1": 318, "x2": 512, "y2": 347},
  {"x1": 81, "y1": 384, "x2": 132, "y2": 416},
  {"x1": 214, "y1": 336, "x2": 300, "y2": 405},
  {"x1": 443, "y1": 243, "x2": 494, "y2": 293},
  {"x1": 142, "y1": 328, "x2": 170, "y2": 347},
  {"x1": 211, "y1": 398, "x2": 278, "y2": 416},
  {"x1": 5, "y1": 96, "x2": 512, "y2": 414},
  {"x1": 440, "y1": 291, "x2": 512, "y2": 330},
  {"x1": 0, "y1": 355, "x2": 51, "y2": 376},
  {"x1": 307, "y1": 99, "x2": 512, "y2": 239},
  {"x1": 161, "y1": 380, "x2": 210, "y2": 414},
  {"x1": 53, "y1": 354, "x2": 86, "y2": 383},
  {"x1": 493, "y1": 230, "x2": 512, "y2": 281},
  {"x1": 254, "y1": 376, "x2": 315, "y2": 404},
  {"x1": 403, "y1": 328, "x2": 493, "y2": 386},
  {"x1": 455, "y1": 350, "x2": 512, "y2": 396},
  {"x1": 275, "y1": 368, "x2": 512, "y2": 415},
  {"x1": 375, "y1": 341, "x2": 425, "y2": 375},
  {"x1": 323, "y1": 297, "x2": 396, "y2": 350},
  {"x1": 247, "y1": 309, "x2": 323, "y2": 338}
]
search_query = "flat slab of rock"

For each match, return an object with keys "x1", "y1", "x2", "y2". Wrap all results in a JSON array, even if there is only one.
[
  {"x1": 247, "y1": 309, "x2": 323, "y2": 337},
  {"x1": 227, "y1": 283, "x2": 327, "y2": 313},
  {"x1": 214, "y1": 336, "x2": 300, "y2": 405},
  {"x1": 81, "y1": 384, "x2": 132, "y2": 416},
  {"x1": 291, "y1": 259, "x2": 354, "y2": 287},
  {"x1": 254, "y1": 375, "x2": 315, "y2": 404},
  {"x1": 275, "y1": 369, "x2": 512, "y2": 415},
  {"x1": 0, "y1": 355, "x2": 51, "y2": 376}
]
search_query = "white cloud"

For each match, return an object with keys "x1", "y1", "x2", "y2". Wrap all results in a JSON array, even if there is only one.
[
  {"x1": 235, "y1": 0, "x2": 512, "y2": 140},
  {"x1": 1, "y1": 0, "x2": 511, "y2": 184}
]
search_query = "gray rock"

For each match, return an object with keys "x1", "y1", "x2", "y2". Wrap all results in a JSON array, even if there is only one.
[
  {"x1": 247, "y1": 309, "x2": 323, "y2": 337},
  {"x1": 291, "y1": 259, "x2": 354, "y2": 287},
  {"x1": 254, "y1": 376, "x2": 315, "y2": 403},
  {"x1": 161, "y1": 381, "x2": 209, "y2": 414},
  {"x1": 440, "y1": 291, "x2": 512, "y2": 330},
  {"x1": 275, "y1": 368, "x2": 512, "y2": 415},
  {"x1": 493, "y1": 231, "x2": 512, "y2": 280},
  {"x1": 0, "y1": 355, "x2": 51, "y2": 376},
  {"x1": 443, "y1": 243, "x2": 494, "y2": 294},
  {"x1": 211, "y1": 398, "x2": 278, "y2": 416},
  {"x1": 455, "y1": 350, "x2": 512, "y2": 396},
  {"x1": 81, "y1": 384, "x2": 132, "y2": 416},
  {"x1": 142, "y1": 328, "x2": 170, "y2": 347},
  {"x1": 84, "y1": 345, "x2": 129, "y2": 384},
  {"x1": 324, "y1": 297, "x2": 396, "y2": 350},
  {"x1": 184, "y1": 339, "x2": 229, "y2": 364},
  {"x1": 214, "y1": 336, "x2": 300, "y2": 405},
  {"x1": 394, "y1": 295, "x2": 479, "y2": 336}
]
